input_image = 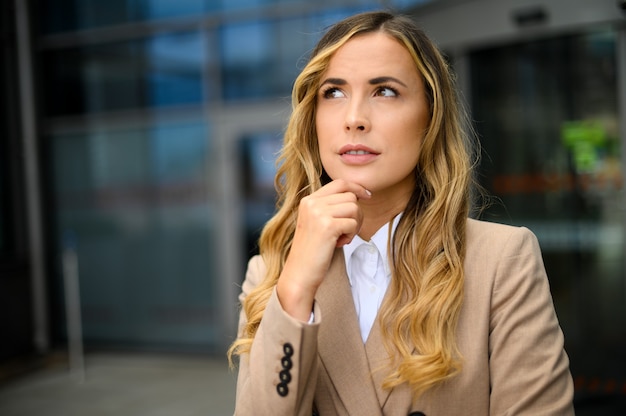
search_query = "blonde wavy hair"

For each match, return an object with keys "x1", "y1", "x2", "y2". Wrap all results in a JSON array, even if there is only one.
[{"x1": 228, "y1": 11, "x2": 477, "y2": 398}]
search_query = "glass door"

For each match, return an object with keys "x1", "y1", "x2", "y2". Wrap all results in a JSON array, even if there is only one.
[
  {"x1": 470, "y1": 28, "x2": 625, "y2": 412},
  {"x1": 49, "y1": 119, "x2": 222, "y2": 352}
]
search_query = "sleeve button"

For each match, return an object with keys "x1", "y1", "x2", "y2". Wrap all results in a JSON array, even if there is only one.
[
  {"x1": 276, "y1": 382, "x2": 289, "y2": 397},
  {"x1": 281, "y1": 356, "x2": 293, "y2": 370},
  {"x1": 283, "y1": 342, "x2": 294, "y2": 356},
  {"x1": 279, "y1": 369, "x2": 292, "y2": 383}
]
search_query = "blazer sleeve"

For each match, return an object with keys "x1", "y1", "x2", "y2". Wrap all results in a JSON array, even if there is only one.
[
  {"x1": 233, "y1": 255, "x2": 321, "y2": 416},
  {"x1": 488, "y1": 227, "x2": 574, "y2": 415}
]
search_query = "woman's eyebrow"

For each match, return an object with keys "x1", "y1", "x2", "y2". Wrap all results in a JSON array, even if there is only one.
[
  {"x1": 319, "y1": 76, "x2": 408, "y2": 88},
  {"x1": 369, "y1": 76, "x2": 408, "y2": 87},
  {"x1": 320, "y1": 78, "x2": 346, "y2": 87}
]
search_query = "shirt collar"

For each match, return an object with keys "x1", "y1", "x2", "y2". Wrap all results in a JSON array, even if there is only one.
[{"x1": 343, "y1": 213, "x2": 402, "y2": 283}]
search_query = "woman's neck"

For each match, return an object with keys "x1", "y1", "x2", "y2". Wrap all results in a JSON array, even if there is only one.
[{"x1": 358, "y1": 196, "x2": 407, "y2": 241}]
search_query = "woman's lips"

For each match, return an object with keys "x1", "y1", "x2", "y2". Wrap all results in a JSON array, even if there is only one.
[{"x1": 339, "y1": 145, "x2": 379, "y2": 164}]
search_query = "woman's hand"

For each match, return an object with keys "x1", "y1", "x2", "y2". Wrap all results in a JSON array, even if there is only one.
[{"x1": 276, "y1": 179, "x2": 371, "y2": 321}]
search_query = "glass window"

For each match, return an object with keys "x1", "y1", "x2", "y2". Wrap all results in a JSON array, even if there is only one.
[
  {"x1": 138, "y1": 0, "x2": 219, "y2": 20},
  {"x1": 238, "y1": 132, "x2": 282, "y2": 257},
  {"x1": 389, "y1": 0, "x2": 434, "y2": 9},
  {"x1": 39, "y1": 0, "x2": 218, "y2": 34},
  {"x1": 38, "y1": 0, "x2": 350, "y2": 33},
  {"x1": 147, "y1": 34, "x2": 209, "y2": 106},
  {"x1": 41, "y1": 31, "x2": 208, "y2": 116},
  {"x1": 219, "y1": 20, "x2": 279, "y2": 100},
  {"x1": 470, "y1": 28, "x2": 623, "y2": 397},
  {"x1": 50, "y1": 120, "x2": 223, "y2": 349},
  {"x1": 219, "y1": 12, "x2": 360, "y2": 101},
  {"x1": 38, "y1": 0, "x2": 437, "y2": 34}
]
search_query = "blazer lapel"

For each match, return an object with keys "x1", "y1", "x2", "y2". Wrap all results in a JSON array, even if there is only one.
[
  {"x1": 364, "y1": 318, "x2": 392, "y2": 408},
  {"x1": 364, "y1": 291, "x2": 415, "y2": 411},
  {"x1": 316, "y1": 249, "x2": 383, "y2": 415}
]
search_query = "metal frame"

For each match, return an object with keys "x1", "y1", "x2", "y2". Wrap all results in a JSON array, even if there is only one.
[{"x1": 15, "y1": 0, "x2": 48, "y2": 353}]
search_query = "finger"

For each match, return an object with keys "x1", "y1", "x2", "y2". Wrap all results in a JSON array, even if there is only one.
[
  {"x1": 333, "y1": 217, "x2": 361, "y2": 247},
  {"x1": 300, "y1": 192, "x2": 362, "y2": 224},
  {"x1": 336, "y1": 234, "x2": 352, "y2": 248},
  {"x1": 317, "y1": 179, "x2": 372, "y2": 200},
  {"x1": 327, "y1": 201, "x2": 362, "y2": 222},
  {"x1": 314, "y1": 191, "x2": 358, "y2": 207}
]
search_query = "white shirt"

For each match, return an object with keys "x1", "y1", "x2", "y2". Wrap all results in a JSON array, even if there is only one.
[{"x1": 343, "y1": 214, "x2": 401, "y2": 342}]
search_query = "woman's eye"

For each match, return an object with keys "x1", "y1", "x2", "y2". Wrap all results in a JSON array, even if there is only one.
[
  {"x1": 322, "y1": 87, "x2": 344, "y2": 99},
  {"x1": 376, "y1": 86, "x2": 398, "y2": 97}
]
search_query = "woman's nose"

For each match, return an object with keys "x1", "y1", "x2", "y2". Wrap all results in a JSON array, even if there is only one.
[{"x1": 344, "y1": 99, "x2": 371, "y2": 132}]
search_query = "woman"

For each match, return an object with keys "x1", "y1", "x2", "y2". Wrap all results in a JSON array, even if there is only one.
[{"x1": 228, "y1": 11, "x2": 574, "y2": 415}]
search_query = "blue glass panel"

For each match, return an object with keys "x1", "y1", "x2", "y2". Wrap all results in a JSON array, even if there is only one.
[
  {"x1": 219, "y1": 15, "x2": 313, "y2": 101},
  {"x1": 218, "y1": 0, "x2": 303, "y2": 12},
  {"x1": 40, "y1": 0, "x2": 127, "y2": 33},
  {"x1": 38, "y1": 0, "x2": 434, "y2": 34},
  {"x1": 42, "y1": 32, "x2": 207, "y2": 116},
  {"x1": 389, "y1": 0, "x2": 434, "y2": 9},
  {"x1": 220, "y1": 20, "x2": 276, "y2": 100},
  {"x1": 219, "y1": 9, "x2": 379, "y2": 101},
  {"x1": 137, "y1": 0, "x2": 217, "y2": 20},
  {"x1": 39, "y1": 0, "x2": 218, "y2": 33},
  {"x1": 147, "y1": 34, "x2": 208, "y2": 106},
  {"x1": 238, "y1": 132, "x2": 282, "y2": 256},
  {"x1": 51, "y1": 120, "x2": 221, "y2": 349}
]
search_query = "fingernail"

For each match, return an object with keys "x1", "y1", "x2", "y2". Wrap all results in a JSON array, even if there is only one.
[{"x1": 365, "y1": 189, "x2": 372, "y2": 196}]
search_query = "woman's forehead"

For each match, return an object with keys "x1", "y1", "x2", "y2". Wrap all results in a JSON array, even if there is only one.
[{"x1": 322, "y1": 33, "x2": 419, "y2": 82}]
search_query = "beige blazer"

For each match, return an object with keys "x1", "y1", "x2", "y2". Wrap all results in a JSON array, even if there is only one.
[{"x1": 233, "y1": 219, "x2": 574, "y2": 415}]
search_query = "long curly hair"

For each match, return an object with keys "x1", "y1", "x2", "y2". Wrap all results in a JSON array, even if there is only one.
[{"x1": 228, "y1": 10, "x2": 478, "y2": 398}]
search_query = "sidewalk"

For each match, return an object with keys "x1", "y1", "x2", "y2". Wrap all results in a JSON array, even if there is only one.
[{"x1": 0, "y1": 352, "x2": 236, "y2": 416}]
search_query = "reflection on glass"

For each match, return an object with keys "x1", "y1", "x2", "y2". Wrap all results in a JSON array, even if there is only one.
[
  {"x1": 219, "y1": 12, "x2": 363, "y2": 101},
  {"x1": 147, "y1": 34, "x2": 209, "y2": 106},
  {"x1": 238, "y1": 132, "x2": 282, "y2": 257},
  {"x1": 220, "y1": 21, "x2": 275, "y2": 100},
  {"x1": 51, "y1": 120, "x2": 221, "y2": 349},
  {"x1": 39, "y1": 0, "x2": 436, "y2": 34},
  {"x1": 42, "y1": 32, "x2": 207, "y2": 116},
  {"x1": 470, "y1": 28, "x2": 624, "y2": 403},
  {"x1": 40, "y1": 0, "x2": 216, "y2": 33}
]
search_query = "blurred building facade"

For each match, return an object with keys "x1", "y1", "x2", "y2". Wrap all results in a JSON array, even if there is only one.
[
  {"x1": 1, "y1": 0, "x2": 432, "y2": 357},
  {"x1": 1, "y1": 0, "x2": 625, "y2": 412},
  {"x1": 413, "y1": 1, "x2": 625, "y2": 412}
]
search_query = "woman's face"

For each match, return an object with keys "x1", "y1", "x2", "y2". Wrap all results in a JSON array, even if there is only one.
[{"x1": 315, "y1": 32, "x2": 429, "y2": 202}]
